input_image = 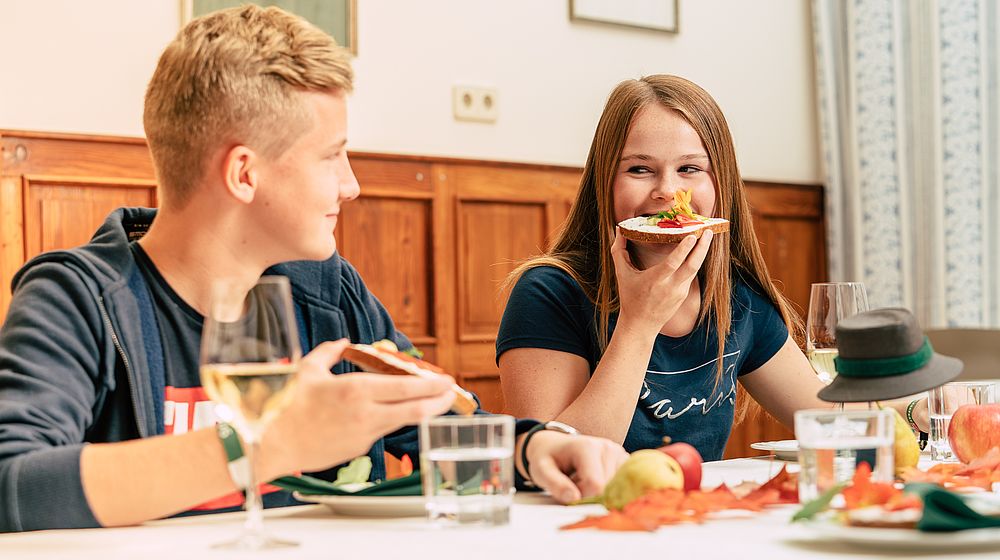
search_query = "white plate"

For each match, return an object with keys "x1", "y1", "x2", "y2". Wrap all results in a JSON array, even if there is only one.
[
  {"x1": 293, "y1": 492, "x2": 426, "y2": 517},
  {"x1": 801, "y1": 521, "x2": 1000, "y2": 551},
  {"x1": 750, "y1": 440, "x2": 799, "y2": 461}
]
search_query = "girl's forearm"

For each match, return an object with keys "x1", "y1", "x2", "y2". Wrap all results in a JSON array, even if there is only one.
[{"x1": 555, "y1": 320, "x2": 659, "y2": 443}]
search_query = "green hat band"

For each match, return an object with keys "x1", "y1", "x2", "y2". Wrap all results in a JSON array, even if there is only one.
[{"x1": 833, "y1": 337, "x2": 933, "y2": 378}]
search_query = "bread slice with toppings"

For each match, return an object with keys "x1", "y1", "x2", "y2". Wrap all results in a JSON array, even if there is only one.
[
  {"x1": 342, "y1": 340, "x2": 478, "y2": 415},
  {"x1": 843, "y1": 505, "x2": 921, "y2": 529},
  {"x1": 618, "y1": 216, "x2": 730, "y2": 244}
]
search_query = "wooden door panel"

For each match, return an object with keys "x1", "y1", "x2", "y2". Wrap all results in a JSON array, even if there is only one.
[
  {"x1": 756, "y1": 216, "x2": 823, "y2": 319},
  {"x1": 23, "y1": 176, "x2": 157, "y2": 259},
  {"x1": 746, "y1": 181, "x2": 825, "y2": 321},
  {"x1": 456, "y1": 200, "x2": 546, "y2": 342},
  {"x1": 456, "y1": 341, "x2": 497, "y2": 376},
  {"x1": 462, "y1": 376, "x2": 504, "y2": 414},
  {"x1": 338, "y1": 195, "x2": 434, "y2": 342}
]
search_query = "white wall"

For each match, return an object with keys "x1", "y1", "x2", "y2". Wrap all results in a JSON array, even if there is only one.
[
  {"x1": 0, "y1": 0, "x2": 179, "y2": 137},
  {"x1": 0, "y1": 0, "x2": 820, "y2": 184}
]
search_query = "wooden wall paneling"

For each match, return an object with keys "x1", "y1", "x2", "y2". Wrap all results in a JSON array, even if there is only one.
[
  {"x1": 462, "y1": 374, "x2": 507, "y2": 414},
  {"x1": 342, "y1": 157, "x2": 437, "y2": 361},
  {"x1": 453, "y1": 198, "x2": 549, "y2": 413},
  {"x1": 754, "y1": 216, "x2": 826, "y2": 319},
  {"x1": 348, "y1": 156, "x2": 434, "y2": 197},
  {"x1": 338, "y1": 194, "x2": 434, "y2": 345},
  {"x1": 1, "y1": 131, "x2": 155, "y2": 179},
  {"x1": 0, "y1": 177, "x2": 24, "y2": 320},
  {"x1": 1, "y1": 131, "x2": 158, "y2": 322},
  {"x1": 456, "y1": 200, "x2": 546, "y2": 342},
  {"x1": 22, "y1": 176, "x2": 157, "y2": 261},
  {"x1": 745, "y1": 181, "x2": 826, "y2": 318},
  {"x1": 431, "y1": 164, "x2": 458, "y2": 375},
  {"x1": 446, "y1": 163, "x2": 581, "y2": 414}
]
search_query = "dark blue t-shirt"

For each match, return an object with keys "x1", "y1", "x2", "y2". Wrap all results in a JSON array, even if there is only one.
[{"x1": 496, "y1": 266, "x2": 788, "y2": 461}]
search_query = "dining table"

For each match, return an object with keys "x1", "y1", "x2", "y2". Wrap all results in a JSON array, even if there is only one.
[{"x1": 2, "y1": 456, "x2": 998, "y2": 560}]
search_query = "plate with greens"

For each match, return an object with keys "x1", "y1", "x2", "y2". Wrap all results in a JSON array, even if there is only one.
[
  {"x1": 294, "y1": 493, "x2": 427, "y2": 517},
  {"x1": 272, "y1": 457, "x2": 427, "y2": 517}
]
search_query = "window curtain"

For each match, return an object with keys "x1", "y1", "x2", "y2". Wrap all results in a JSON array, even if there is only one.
[{"x1": 812, "y1": 0, "x2": 1000, "y2": 327}]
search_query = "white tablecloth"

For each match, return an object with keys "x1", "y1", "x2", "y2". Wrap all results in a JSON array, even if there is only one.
[{"x1": 2, "y1": 457, "x2": 997, "y2": 559}]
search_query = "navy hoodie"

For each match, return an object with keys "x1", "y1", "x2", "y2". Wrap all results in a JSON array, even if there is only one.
[{"x1": 0, "y1": 208, "x2": 427, "y2": 532}]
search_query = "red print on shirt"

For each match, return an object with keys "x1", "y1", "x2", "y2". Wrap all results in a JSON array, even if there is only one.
[{"x1": 164, "y1": 386, "x2": 281, "y2": 510}]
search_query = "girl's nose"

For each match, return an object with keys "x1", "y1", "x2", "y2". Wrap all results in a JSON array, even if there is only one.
[{"x1": 649, "y1": 176, "x2": 679, "y2": 202}]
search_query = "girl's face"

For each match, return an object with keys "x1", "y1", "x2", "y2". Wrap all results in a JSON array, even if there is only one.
[{"x1": 612, "y1": 104, "x2": 717, "y2": 225}]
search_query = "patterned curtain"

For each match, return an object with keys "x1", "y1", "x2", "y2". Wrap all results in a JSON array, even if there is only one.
[{"x1": 812, "y1": 0, "x2": 1000, "y2": 328}]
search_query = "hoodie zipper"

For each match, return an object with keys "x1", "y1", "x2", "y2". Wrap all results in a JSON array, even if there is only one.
[{"x1": 97, "y1": 296, "x2": 147, "y2": 438}]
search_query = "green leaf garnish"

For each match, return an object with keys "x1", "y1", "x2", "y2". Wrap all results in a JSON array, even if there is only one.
[
  {"x1": 791, "y1": 482, "x2": 848, "y2": 522},
  {"x1": 333, "y1": 456, "x2": 373, "y2": 486}
]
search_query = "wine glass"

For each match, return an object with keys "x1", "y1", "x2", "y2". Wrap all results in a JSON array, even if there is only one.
[
  {"x1": 200, "y1": 275, "x2": 301, "y2": 550},
  {"x1": 805, "y1": 282, "x2": 869, "y2": 384}
]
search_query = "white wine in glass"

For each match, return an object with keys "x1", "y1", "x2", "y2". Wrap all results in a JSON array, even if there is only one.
[
  {"x1": 805, "y1": 282, "x2": 869, "y2": 384},
  {"x1": 200, "y1": 275, "x2": 301, "y2": 550},
  {"x1": 201, "y1": 362, "x2": 298, "y2": 428}
]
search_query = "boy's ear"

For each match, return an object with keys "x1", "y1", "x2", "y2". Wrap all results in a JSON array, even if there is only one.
[{"x1": 222, "y1": 145, "x2": 259, "y2": 204}]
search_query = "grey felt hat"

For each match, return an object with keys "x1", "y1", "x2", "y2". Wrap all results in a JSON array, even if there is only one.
[{"x1": 817, "y1": 308, "x2": 963, "y2": 402}]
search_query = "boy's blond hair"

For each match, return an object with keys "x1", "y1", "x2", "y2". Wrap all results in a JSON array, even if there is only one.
[{"x1": 143, "y1": 5, "x2": 353, "y2": 208}]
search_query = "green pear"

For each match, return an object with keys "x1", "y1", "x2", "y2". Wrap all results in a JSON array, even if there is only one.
[
  {"x1": 889, "y1": 408, "x2": 920, "y2": 473},
  {"x1": 599, "y1": 449, "x2": 684, "y2": 510}
]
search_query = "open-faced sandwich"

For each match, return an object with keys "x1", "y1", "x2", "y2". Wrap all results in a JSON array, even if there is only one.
[
  {"x1": 618, "y1": 189, "x2": 730, "y2": 243},
  {"x1": 842, "y1": 505, "x2": 923, "y2": 529},
  {"x1": 342, "y1": 339, "x2": 478, "y2": 415}
]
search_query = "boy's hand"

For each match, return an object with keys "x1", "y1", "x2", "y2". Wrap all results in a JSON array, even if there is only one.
[{"x1": 260, "y1": 339, "x2": 454, "y2": 480}]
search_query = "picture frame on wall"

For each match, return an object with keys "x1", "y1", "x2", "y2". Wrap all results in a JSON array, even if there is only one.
[
  {"x1": 569, "y1": 0, "x2": 679, "y2": 34},
  {"x1": 181, "y1": 0, "x2": 357, "y2": 54}
]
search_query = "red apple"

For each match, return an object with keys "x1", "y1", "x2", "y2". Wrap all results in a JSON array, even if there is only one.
[
  {"x1": 947, "y1": 403, "x2": 1000, "y2": 463},
  {"x1": 658, "y1": 441, "x2": 703, "y2": 491}
]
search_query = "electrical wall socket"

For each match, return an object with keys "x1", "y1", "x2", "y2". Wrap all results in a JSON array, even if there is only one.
[{"x1": 452, "y1": 85, "x2": 498, "y2": 123}]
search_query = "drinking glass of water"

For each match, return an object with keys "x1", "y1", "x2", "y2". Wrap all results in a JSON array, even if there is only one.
[
  {"x1": 419, "y1": 414, "x2": 514, "y2": 526},
  {"x1": 806, "y1": 282, "x2": 869, "y2": 383},
  {"x1": 795, "y1": 408, "x2": 894, "y2": 504},
  {"x1": 927, "y1": 381, "x2": 998, "y2": 462},
  {"x1": 200, "y1": 276, "x2": 301, "y2": 549}
]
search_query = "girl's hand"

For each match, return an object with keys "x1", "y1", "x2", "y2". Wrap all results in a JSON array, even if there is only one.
[
  {"x1": 610, "y1": 227, "x2": 713, "y2": 334},
  {"x1": 520, "y1": 430, "x2": 629, "y2": 503}
]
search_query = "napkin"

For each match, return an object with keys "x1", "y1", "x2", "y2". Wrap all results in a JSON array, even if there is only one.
[
  {"x1": 273, "y1": 472, "x2": 423, "y2": 497},
  {"x1": 905, "y1": 483, "x2": 1000, "y2": 532}
]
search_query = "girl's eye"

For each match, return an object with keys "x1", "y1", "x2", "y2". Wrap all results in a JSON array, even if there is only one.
[
  {"x1": 678, "y1": 165, "x2": 702, "y2": 174},
  {"x1": 627, "y1": 165, "x2": 652, "y2": 174}
]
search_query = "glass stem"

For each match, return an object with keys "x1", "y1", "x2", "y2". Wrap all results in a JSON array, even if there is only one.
[{"x1": 243, "y1": 435, "x2": 264, "y2": 539}]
